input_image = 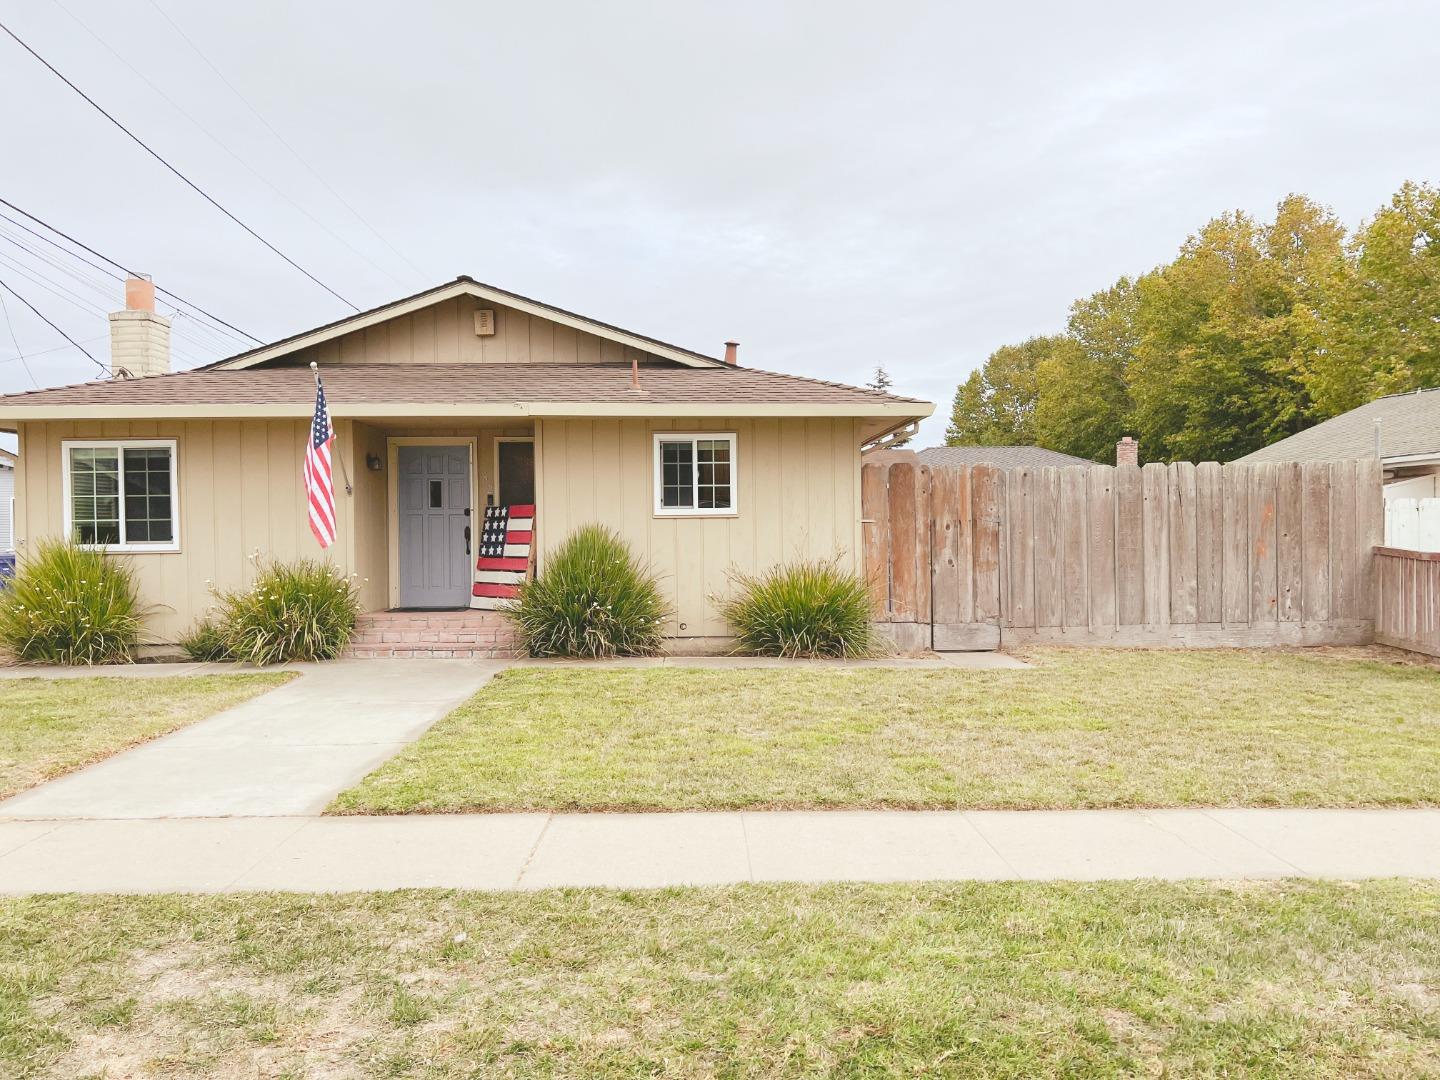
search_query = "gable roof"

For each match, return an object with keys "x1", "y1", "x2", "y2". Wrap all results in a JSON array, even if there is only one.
[
  {"x1": 210, "y1": 277, "x2": 724, "y2": 371},
  {"x1": 916, "y1": 445, "x2": 1095, "y2": 469},
  {"x1": 1236, "y1": 388, "x2": 1440, "y2": 464},
  {"x1": 0, "y1": 363, "x2": 931, "y2": 422}
]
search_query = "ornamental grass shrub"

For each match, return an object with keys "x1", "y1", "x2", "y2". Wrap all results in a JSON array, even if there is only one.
[
  {"x1": 207, "y1": 557, "x2": 362, "y2": 665},
  {"x1": 178, "y1": 618, "x2": 229, "y2": 662},
  {"x1": 513, "y1": 525, "x2": 668, "y2": 658},
  {"x1": 721, "y1": 558, "x2": 877, "y2": 659},
  {"x1": 0, "y1": 540, "x2": 145, "y2": 664}
]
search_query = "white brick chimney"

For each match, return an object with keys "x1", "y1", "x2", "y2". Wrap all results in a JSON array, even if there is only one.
[{"x1": 108, "y1": 276, "x2": 170, "y2": 378}]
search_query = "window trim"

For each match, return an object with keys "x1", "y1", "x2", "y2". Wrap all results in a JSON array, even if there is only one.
[
  {"x1": 61, "y1": 438, "x2": 180, "y2": 553},
  {"x1": 652, "y1": 432, "x2": 738, "y2": 518}
]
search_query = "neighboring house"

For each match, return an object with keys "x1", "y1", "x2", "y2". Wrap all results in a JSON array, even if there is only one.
[
  {"x1": 0, "y1": 448, "x2": 15, "y2": 579},
  {"x1": 0, "y1": 276, "x2": 932, "y2": 647},
  {"x1": 913, "y1": 445, "x2": 1094, "y2": 469},
  {"x1": 1236, "y1": 387, "x2": 1440, "y2": 500}
]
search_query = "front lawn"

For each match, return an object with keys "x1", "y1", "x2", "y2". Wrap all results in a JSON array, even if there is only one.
[
  {"x1": 4, "y1": 882, "x2": 1438, "y2": 1077},
  {"x1": 332, "y1": 650, "x2": 1440, "y2": 813},
  {"x1": 0, "y1": 673, "x2": 294, "y2": 799}
]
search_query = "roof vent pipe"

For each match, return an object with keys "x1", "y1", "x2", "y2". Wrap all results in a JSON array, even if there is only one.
[{"x1": 723, "y1": 341, "x2": 739, "y2": 366}]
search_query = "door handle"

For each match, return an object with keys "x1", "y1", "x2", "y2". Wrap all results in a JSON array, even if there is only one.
[{"x1": 464, "y1": 525, "x2": 471, "y2": 555}]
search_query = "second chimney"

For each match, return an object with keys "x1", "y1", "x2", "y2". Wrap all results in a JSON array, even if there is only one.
[
  {"x1": 723, "y1": 341, "x2": 739, "y2": 366},
  {"x1": 108, "y1": 275, "x2": 171, "y2": 378},
  {"x1": 1116, "y1": 436, "x2": 1139, "y2": 467}
]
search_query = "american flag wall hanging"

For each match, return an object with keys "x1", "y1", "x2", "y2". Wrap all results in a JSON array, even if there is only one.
[{"x1": 471, "y1": 503, "x2": 534, "y2": 608}]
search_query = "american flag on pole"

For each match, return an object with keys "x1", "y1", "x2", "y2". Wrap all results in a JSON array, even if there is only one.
[
  {"x1": 305, "y1": 373, "x2": 337, "y2": 549},
  {"x1": 471, "y1": 503, "x2": 534, "y2": 608}
]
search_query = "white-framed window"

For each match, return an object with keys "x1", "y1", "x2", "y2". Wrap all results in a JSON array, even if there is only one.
[
  {"x1": 653, "y1": 432, "x2": 737, "y2": 516},
  {"x1": 62, "y1": 439, "x2": 179, "y2": 552}
]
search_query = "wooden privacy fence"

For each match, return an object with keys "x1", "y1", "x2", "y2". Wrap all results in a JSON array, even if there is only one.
[
  {"x1": 862, "y1": 455, "x2": 1383, "y2": 651},
  {"x1": 1375, "y1": 547, "x2": 1440, "y2": 657}
]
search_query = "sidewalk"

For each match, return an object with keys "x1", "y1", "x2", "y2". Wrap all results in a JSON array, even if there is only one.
[{"x1": 2, "y1": 808, "x2": 1437, "y2": 894}]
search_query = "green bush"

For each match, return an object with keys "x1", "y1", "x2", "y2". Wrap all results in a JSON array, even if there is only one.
[
  {"x1": 513, "y1": 525, "x2": 668, "y2": 657},
  {"x1": 178, "y1": 619, "x2": 229, "y2": 662},
  {"x1": 721, "y1": 559, "x2": 877, "y2": 658},
  {"x1": 209, "y1": 558, "x2": 361, "y2": 665},
  {"x1": 0, "y1": 541, "x2": 145, "y2": 665}
]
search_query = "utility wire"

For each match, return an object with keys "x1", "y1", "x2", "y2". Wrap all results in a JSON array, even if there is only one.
[
  {"x1": 145, "y1": 0, "x2": 429, "y2": 284},
  {"x1": 0, "y1": 274, "x2": 106, "y2": 375},
  {"x1": 0, "y1": 197, "x2": 260, "y2": 344},
  {"x1": 0, "y1": 332, "x2": 107, "y2": 364},
  {"x1": 48, "y1": 0, "x2": 413, "y2": 292},
  {"x1": 0, "y1": 293, "x2": 41, "y2": 387},
  {"x1": 0, "y1": 18, "x2": 360, "y2": 312}
]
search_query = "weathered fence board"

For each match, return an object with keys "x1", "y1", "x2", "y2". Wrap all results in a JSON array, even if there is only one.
[
  {"x1": 1375, "y1": 546, "x2": 1440, "y2": 657},
  {"x1": 863, "y1": 455, "x2": 1381, "y2": 652}
]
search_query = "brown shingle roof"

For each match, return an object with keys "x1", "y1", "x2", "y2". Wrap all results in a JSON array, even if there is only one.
[
  {"x1": 1235, "y1": 387, "x2": 1440, "y2": 463},
  {"x1": 0, "y1": 363, "x2": 927, "y2": 410}
]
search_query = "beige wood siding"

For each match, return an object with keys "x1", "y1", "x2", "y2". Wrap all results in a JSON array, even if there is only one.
[
  {"x1": 536, "y1": 417, "x2": 863, "y2": 638},
  {"x1": 286, "y1": 295, "x2": 670, "y2": 368},
  {"x1": 15, "y1": 418, "x2": 362, "y2": 642}
]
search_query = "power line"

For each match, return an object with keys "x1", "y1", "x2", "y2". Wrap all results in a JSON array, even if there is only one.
[
  {"x1": 0, "y1": 196, "x2": 260, "y2": 344},
  {"x1": 145, "y1": 0, "x2": 429, "y2": 284},
  {"x1": 0, "y1": 18, "x2": 360, "y2": 312},
  {"x1": 0, "y1": 293, "x2": 41, "y2": 388},
  {"x1": 48, "y1": 0, "x2": 414, "y2": 292},
  {"x1": 0, "y1": 274, "x2": 106, "y2": 375},
  {"x1": 0, "y1": 332, "x2": 107, "y2": 364}
]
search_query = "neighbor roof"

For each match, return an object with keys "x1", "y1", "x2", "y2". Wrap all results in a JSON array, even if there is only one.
[
  {"x1": 1236, "y1": 388, "x2": 1440, "y2": 464},
  {"x1": 916, "y1": 445, "x2": 1094, "y2": 469},
  {"x1": 209, "y1": 277, "x2": 724, "y2": 371},
  {"x1": 0, "y1": 363, "x2": 930, "y2": 421}
]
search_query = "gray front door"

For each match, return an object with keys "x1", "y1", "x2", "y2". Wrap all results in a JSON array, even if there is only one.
[{"x1": 397, "y1": 444, "x2": 471, "y2": 608}]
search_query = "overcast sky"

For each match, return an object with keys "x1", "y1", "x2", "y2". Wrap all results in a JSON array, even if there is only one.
[{"x1": 2, "y1": 0, "x2": 1437, "y2": 448}]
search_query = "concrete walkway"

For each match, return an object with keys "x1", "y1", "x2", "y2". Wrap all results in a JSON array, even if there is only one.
[
  {"x1": 0, "y1": 660, "x2": 504, "y2": 818},
  {"x1": 1, "y1": 808, "x2": 1437, "y2": 894}
]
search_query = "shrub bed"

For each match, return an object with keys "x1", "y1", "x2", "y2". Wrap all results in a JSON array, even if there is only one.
[
  {"x1": 512, "y1": 525, "x2": 667, "y2": 657},
  {"x1": 189, "y1": 558, "x2": 361, "y2": 665},
  {"x1": 722, "y1": 559, "x2": 877, "y2": 658},
  {"x1": 0, "y1": 541, "x2": 145, "y2": 665}
]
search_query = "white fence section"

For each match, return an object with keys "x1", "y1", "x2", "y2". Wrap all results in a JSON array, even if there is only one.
[{"x1": 1385, "y1": 498, "x2": 1440, "y2": 552}]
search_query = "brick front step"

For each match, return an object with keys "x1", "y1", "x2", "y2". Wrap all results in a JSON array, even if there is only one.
[{"x1": 344, "y1": 609, "x2": 525, "y2": 659}]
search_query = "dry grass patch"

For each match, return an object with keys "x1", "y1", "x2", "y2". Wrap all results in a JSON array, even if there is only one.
[
  {"x1": 2, "y1": 883, "x2": 1439, "y2": 1077},
  {"x1": 0, "y1": 673, "x2": 294, "y2": 799},
  {"x1": 331, "y1": 649, "x2": 1440, "y2": 813}
]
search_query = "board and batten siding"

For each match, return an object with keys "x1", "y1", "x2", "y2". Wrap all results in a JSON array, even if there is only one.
[
  {"x1": 536, "y1": 417, "x2": 863, "y2": 639},
  {"x1": 15, "y1": 418, "x2": 367, "y2": 642},
  {"x1": 287, "y1": 296, "x2": 671, "y2": 368}
]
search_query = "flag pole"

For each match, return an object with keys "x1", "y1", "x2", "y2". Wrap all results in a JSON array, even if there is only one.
[{"x1": 311, "y1": 361, "x2": 352, "y2": 495}]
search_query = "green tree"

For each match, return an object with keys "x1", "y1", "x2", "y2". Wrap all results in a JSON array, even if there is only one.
[
  {"x1": 1032, "y1": 278, "x2": 1141, "y2": 461},
  {"x1": 1307, "y1": 181, "x2": 1440, "y2": 415},
  {"x1": 945, "y1": 336, "x2": 1062, "y2": 446},
  {"x1": 1128, "y1": 196, "x2": 1344, "y2": 461}
]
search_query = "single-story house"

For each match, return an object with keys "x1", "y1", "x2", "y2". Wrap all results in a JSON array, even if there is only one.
[
  {"x1": 1236, "y1": 387, "x2": 1440, "y2": 499},
  {"x1": 912, "y1": 445, "x2": 1094, "y2": 469},
  {"x1": 0, "y1": 276, "x2": 932, "y2": 652}
]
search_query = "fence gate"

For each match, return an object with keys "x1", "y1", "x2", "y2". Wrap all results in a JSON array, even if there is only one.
[{"x1": 862, "y1": 454, "x2": 1001, "y2": 651}]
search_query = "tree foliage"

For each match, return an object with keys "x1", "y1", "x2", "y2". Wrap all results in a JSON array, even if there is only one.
[{"x1": 945, "y1": 183, "x2": 1440, "y2": 463}]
